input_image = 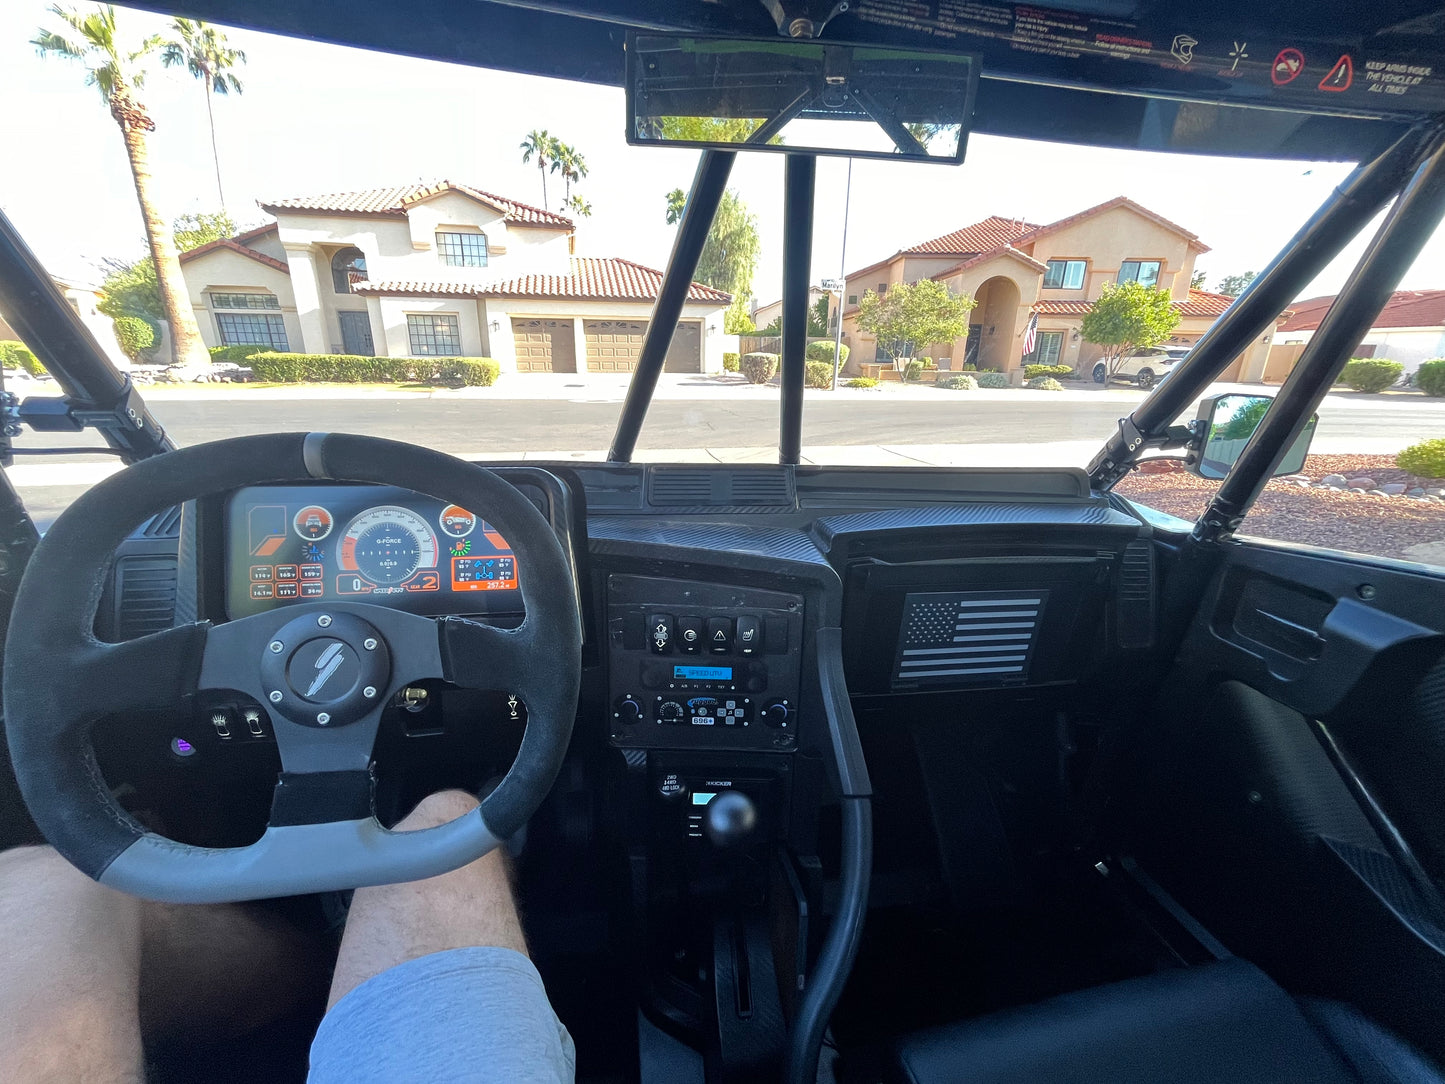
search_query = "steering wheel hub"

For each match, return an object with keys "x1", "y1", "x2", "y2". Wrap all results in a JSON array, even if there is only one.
[{"x1": 261, "y1": 611, "x2": 391, "y2": 728}]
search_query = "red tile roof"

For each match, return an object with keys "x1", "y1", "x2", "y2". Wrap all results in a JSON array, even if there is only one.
[
  {"x1": 353, "y1": 257, "x2": 730, "y2": 304},
  {"x1": 932, "y1": 245, "x2": 1047, "y2": 278},
  {"x1": 1279, "y1": 289, "x2": 1445, "y2": 332},
  {"x1": 177, "y1": 236, "x2": 289, "y2": 274},
  {"x1": 259, "y1": 181, "x2": 574, "y2": 228},
  {"x1": 1032, "y1": 289, "x2": 1237, "y2": 319},
  {"x1": 903, "y1": 215, "x2": 1040, "y2": 255},
  {"x1": 1015, "y1": 196, "x2": 1210, "y2": 253}
]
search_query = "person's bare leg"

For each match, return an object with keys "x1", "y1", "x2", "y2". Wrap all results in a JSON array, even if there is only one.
[
  {"x1": 326, "y1": 790, "x2": 526, "y2": 1009},
  {"x1": 0, "y1": 845, "x2": 146, "y2": 1084},
  {"x1": 0, "y1": 844, "x2": 334, "y2": 1082}
]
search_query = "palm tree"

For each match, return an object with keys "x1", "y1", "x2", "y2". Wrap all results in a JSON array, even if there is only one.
[
  {"x1": 551, "y1": 142, "x2": 588, "y2": 203},
  {"x1": 161, "y1": 18, "x2": 245, "y2": 210},
  {"x1": 665, "y1": 188, "x2": 687, "y2": 225},
  {"x1": 519, "y1": 129, "x2": 557, "y2": 210},
  {"x1": 565, "y1": 194, "x2": 592, "y2": 218},
  {"x1": 34, "y1": 5, "x2": 209, "y2": 369}
]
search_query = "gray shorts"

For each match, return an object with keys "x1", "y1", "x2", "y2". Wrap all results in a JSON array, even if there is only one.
[{"x1": 308, "y1": 947, "x2": 576, "y2": 1083}]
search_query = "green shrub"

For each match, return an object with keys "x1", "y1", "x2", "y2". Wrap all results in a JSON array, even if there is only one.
[
  {"x1": 740, "y1": 352, "x2": 778, "y2": 384},
  {"x1": 1024, "y1": 363, "x2": 1074, "y2": 380},
  {"x1": 976, "y1": 372, "x2": 1010, "y2": 388},
  {"x1": 0, "y1": 340, "x2": 44, "y2": 376},
  {"x1": 961, "y1": 363, "x2": 977, "y2": 371},
  {"x1": 1397, "y1": 439, "x2": 1445, "y2": 478},
  {"x1": 1340, "y1": 358, "x2": 1404, "y2": 393},
  {"x1": 845, "y1": 377, "x2": 879, "y2": 389},
  {"x1": 937, "y1": 374, "x2": 978, "y2": 390},
  {"x1": 1028, "y1": 376, "x2": 1065, "y2": 391},
  {"x1": 804, "y1": 340, "x2": 849, "y2": 366},
  {"x1": 209, "y1": 344, "x2": 274, "y2": 362},
  {"x1": 722, "y1": 352, "x2": 740, "y2": 373},
  {"x1": 1415, "y1": 359, "x2": 1445, "y2": 397},
  {"x1": 112, "y1": 315, "x2": 156, "y2": 362},
  {"x1": 246, "y1": 353, "x2": 499, "y2": 386},
  {"x1": 902, "y1": 359, "x2": 924, "y2": 383},
  {"x1": 804, "y1": 360, "x2": 833, "y2": 389}
]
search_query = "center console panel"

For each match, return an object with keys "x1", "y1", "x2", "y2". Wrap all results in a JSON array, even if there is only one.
[{"x1": 606, "y1": 575, "x2": 803, "y2": 752}]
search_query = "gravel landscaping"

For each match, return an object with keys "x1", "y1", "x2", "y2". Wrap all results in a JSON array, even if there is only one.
[{"x1": 1115, "y1": 454, "x2": 1445, "y2": 565}]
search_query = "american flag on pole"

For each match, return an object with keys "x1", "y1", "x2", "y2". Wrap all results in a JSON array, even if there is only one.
[{"x1": 1021, "y1": 310, "x2": 1039, "y2": 357}]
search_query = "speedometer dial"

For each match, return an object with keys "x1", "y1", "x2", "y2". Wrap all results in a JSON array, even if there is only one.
[{"x1": 338, "y1": 506, "x2": 438, "y2": 585}]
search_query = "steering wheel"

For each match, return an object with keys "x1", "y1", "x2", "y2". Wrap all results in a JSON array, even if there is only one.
[{"x1": 3, "y1": 433, "x2": 582, "y2": 903}]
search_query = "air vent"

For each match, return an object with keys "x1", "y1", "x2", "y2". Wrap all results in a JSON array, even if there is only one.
[
  {"x1": 648, "y1": 470, "x2": 716, "y2": 505},
  {"x1": 138, "y1": 506, "x2": 183, "y2": 539},
  {"x1": 728, "y1": 470, "x2": 793, "y2": 506},
  {"x1": 1116, "y1": 539, "x2": 1156, "y2": 649},
  {"x1": 647, "y1": 468, "x2": 794, "y2": 507},
  {"x1": 113, "y1": 555, "x2": 178, "y2": 640}
]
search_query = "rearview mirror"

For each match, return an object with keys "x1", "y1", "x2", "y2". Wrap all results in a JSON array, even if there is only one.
[
  {"x1": 625, "y1": 32, "x2": 976, "y2": 163},
  {"x1": 1190, "y1": 394, "x2": 1317, "y2": 480}
]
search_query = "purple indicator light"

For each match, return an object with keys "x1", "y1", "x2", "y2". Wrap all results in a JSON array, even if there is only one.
[{"x1": 170, "y1": 737, "x2": 196, "y2": 757}]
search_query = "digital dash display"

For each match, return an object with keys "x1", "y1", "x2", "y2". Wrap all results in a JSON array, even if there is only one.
[{"x1": 674, "y1": 665, "x2": 732, "y2": 681}]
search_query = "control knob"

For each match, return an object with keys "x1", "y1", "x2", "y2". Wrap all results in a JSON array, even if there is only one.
[
  {"x1": 759, "y1": 699, "x2": 791, "y2": 728},
  {"x1": 612, "y1": 695, "x2": 644, "y2": 724},
  {"x1": 656, "y1": 698, "x2": 685, "y2": 724},
  {"x1": 704, "y1": 790, "x2": 758, "y2": 847}
]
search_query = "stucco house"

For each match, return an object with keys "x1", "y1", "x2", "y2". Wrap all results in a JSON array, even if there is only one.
[
  {"x1": 177, "y1": 181, "x2": 731, "y2": 374},
  {"x1": 751, "y1": 287, "x2": 838, "y2": 334},
  {"x1": 1277, "y1": 289, "x2": 1445, "y2": 375},
  {"x1": 839, "y1": 197, "x2": 1271, "y2": 379}
]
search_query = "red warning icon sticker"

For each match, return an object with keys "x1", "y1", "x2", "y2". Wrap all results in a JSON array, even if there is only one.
[
  {"x1": 1319, "y1": 55, "x2": 1353, "y2": 92},
  {"x1": 1272, "y1": 48, "x2": 1305, "y2": 85}
]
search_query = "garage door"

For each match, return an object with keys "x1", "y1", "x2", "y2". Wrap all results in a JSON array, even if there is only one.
[
  {"x1": 511, "y1": 318, "x2": 576, "y2": 373},
  {"x1": 584, "y1": 320, "x2": 702, "y2": 374}
]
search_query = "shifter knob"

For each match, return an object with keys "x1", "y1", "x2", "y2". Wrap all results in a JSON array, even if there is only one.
[{"x1": 704, "y1": 790, "x2": 757, "y2": 847}]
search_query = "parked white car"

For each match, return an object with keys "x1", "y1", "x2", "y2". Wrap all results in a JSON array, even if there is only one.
[{"x1": 1092, "y1": 346, "x2": 1190, "y2": 388}]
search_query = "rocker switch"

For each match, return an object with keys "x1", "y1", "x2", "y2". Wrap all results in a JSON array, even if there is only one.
[
  {"x1": 736, "y1": 615, "x2": 762, "y2": 656},
  {"x1": 648, "y1": 614, "x2": 674, "y2": 654}
]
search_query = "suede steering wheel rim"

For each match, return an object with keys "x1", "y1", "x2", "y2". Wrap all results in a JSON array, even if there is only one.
[{"x1": 3, "y1": 433, "x2": 582, "y2": 903}]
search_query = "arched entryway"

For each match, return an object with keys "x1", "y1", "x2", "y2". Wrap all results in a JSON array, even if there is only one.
[{"x1": 967, "y1": 276, "x2": 1022, "y2": 372}]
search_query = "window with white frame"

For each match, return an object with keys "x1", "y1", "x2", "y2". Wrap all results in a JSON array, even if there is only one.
[
  {"x1": 1117, "y1": 260, "x2": 1163, "y2": 288},
  {"x1": 210, "y1": 292, "x2": 288, "y2": 349},
  {"x1": 1042, "y1": 259, "x2": 1087, "y2": 290},
  {"x1": 436, "y1": 231, "x2": 488, "y2": 267},
  {"x1": 407, "y1": 313, "x2": 462, "y2": 355},
  {"x1": 1028, "y1": 331, "x2": 1065, "y2": 366}
]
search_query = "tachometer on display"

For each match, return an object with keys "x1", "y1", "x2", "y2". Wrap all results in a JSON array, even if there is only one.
[{"x1": 337, "y1": 505, "x2": 439, "y2": 593}]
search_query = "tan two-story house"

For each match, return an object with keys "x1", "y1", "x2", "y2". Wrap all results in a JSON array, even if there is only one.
[
  {"x1": 840, "y1": 197, "x2": 1269, "y2": 379},
  {"x1": 177, "y1": 181, "x2": 730, "y2": 374}
]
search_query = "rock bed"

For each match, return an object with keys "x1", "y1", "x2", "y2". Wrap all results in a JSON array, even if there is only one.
[{"x1": 1115, "y1": 454, "x2": 1445, "y2": 564}]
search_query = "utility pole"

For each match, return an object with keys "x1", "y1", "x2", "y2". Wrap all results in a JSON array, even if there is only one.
[{"x1": 825, "y1": 158, "x2": 853, "y2": 392}]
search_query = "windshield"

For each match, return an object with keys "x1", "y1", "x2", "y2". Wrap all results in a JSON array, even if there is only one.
[{"x1": 3, "y1": 4, "x2": 1444, "y2": 549}]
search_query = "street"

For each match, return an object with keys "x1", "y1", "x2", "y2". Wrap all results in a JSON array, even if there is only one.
[{"x1": 9, "y1": 390, "x2": 1445, "y2": 526}]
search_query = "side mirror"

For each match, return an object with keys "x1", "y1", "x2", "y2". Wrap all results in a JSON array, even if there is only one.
[{"x1": 1188, "y1": 393, "x2": 1317, "y2": 480}]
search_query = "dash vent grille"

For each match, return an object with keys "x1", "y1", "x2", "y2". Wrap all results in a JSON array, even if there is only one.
[
  {"x1": 647, "y1": 469, "x2": 794, "y2": 507},
  {"x1": 1116, "y1": 539, "x2": 1156, "y2": 649},
  {"x1": 114, "y1": 555, "x2": 178, "y2": 640}
]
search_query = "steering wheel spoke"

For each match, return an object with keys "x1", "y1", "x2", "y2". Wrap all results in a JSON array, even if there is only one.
[
  {"x1": 438, "y1": 615, "x2": 539, "y2": 697},
  {"x1": 68, "y1": 623, "x2": 211, "y2": 723}
]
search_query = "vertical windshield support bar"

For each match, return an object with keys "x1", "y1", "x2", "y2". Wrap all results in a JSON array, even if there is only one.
[
  {"x1": 1195, "y1": 136, "x2": 1445, "y2": 543},
  {"x1": 607, "y1": 149, "x2": 735, "y2": 463},
  {"x1": 1086, "y1": 123, "x2": 1442, "y2": 490},
  {"x1": 779, "y1": 154, "x2": 816, "y2": 465},
  {"x1": 0, "y1": 208, "x2": 171, "y2": 463}
]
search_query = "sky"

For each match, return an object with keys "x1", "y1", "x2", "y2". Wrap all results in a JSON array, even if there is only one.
[{"x1": 1, "y1": 2, "x2": 1442, "y2": 304}]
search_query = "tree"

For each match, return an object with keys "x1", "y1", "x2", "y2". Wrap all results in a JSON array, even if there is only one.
[
  {"x1": 519, "y1": 129, "x2": 558, "y2": 210},
  {"x1": 1217, "y1": 271, "x2": 1256, "y2": 297},
  {"x1": 1079, "y1": 281, "x2": 1180, "y2": 377},
  {"x1": 551, "y1": 142, "x2": 588, "y2": 204},
  {"x1": 112, "y1": 314, "x2": 156, "y2": 361},
  {"x1": 856, "y1": 279, "x2": 975, "y2": 361},
  {"x1": 723, "y1": 296, "x2": 754, "y2": 335},
  {"x1": 564, "y1": 194, "x2": 592, "y2": 218},
  {"x1": 35, "y1": 5, "x2": 210, "y2": 369},
  {"x1": 100, "y1": 210, "x2": 237, "y2": 322},
  {"x1": 659, "y1": 116, "x2": 781, "y2": 144},
  {"x1": 809, "y1": 293, "x2": 831, "y2": 337},
  {"x1": 161, "y1": 18, "x2": 245, "y2": 210},
  {"x1": 664, "y1": 188, "x2": 687, "y2": 226},
  {"x1": 1191, "y1": 269, "x2": 1207, "y2": 290}
]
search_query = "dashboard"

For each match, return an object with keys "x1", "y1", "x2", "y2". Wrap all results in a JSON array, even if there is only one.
[{"x1": 225, "y1": 484, "x2": 520, "y2": 619}]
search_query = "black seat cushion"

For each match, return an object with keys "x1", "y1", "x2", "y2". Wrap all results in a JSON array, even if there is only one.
[{"x1": 892, "y1": 958, "x2": 1442, "y2": 1084}]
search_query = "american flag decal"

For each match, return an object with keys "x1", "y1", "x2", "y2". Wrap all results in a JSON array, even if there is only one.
[{"x1": 892, "y1": 590, "x2": 1048, "y2": 687}]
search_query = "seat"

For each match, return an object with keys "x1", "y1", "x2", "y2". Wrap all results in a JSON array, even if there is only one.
[{"x1": 891, "y1": 957, "x2": 1443, "y2": 1084}]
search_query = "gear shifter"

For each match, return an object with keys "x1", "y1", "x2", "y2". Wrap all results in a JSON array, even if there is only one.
[{"x1": 704, "y1": 790, "x2": 757, "y2": 847}]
